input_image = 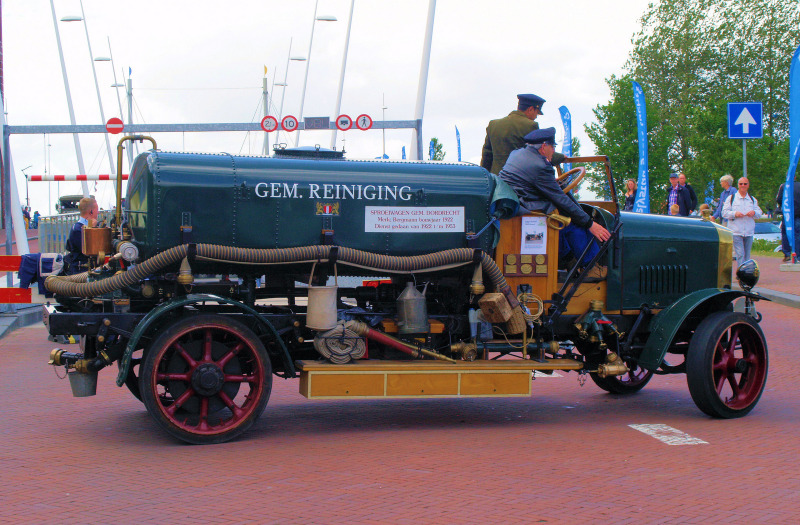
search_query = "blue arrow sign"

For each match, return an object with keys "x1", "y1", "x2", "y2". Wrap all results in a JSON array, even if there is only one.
[{"x1": 728, "y1": 102, "x2": 763, "y2": 139}]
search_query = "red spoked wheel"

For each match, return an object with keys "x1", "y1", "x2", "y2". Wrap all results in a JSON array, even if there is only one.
[
  {"x1": 140, "y1": 314, "x2": 272, "y2": 444},
  {"x1": 687, "y1": 312, "x2": 768, "y2": 418}
]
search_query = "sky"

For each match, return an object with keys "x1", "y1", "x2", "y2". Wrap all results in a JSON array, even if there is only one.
[{"x1": 2, "y1": 0, "x2": 653, "y2": 215}]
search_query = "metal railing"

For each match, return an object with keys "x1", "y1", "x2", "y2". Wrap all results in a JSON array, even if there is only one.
[{"x1": 38, "y1": 211, "x2": 116, "y2": 253}]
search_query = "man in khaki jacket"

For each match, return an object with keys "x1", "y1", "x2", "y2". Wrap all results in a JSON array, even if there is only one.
[{"x1": 481, "y1": 94, "x2": 563, "y2": 174}]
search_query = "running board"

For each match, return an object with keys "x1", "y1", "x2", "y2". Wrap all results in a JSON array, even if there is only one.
[{"x1": 297, "y1": 359, "x2": 583, "y2": 399}]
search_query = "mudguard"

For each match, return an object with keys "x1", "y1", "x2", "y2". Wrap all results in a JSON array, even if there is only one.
[
  {"x1": 115, "y1": 293, "x2": 294, "y2": 387},
  {"x1": 638, "y1": 288, "x2": 766, "y2": 371}
]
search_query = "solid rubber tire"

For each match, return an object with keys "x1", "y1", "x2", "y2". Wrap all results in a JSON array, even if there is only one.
[
  {"x1": 140, "y1": 314, "x2": 272, "y2": 444},
  {"x1": 686, "y1": 311, "x2": 767, "y2": 418}
]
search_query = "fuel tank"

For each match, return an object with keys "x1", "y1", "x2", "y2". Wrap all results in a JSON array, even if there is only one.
[{"x1": 126, "y1": 150, "x2": 495, "y2": 259}]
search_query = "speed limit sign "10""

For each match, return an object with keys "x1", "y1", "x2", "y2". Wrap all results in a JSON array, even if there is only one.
[{"x1": 281, "y1": 115, "x2": 299, "y2": 132}]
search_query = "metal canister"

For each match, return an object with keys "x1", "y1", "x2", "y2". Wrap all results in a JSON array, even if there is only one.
[
  {"x1": 396, "y1": 282, "x2": 429, "y2": 334},
  {"x1": 82, "y1": 227, "x2": 113, "y2": 257}
]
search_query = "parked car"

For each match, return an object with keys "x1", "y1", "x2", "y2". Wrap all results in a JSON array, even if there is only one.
[{"x1": 753, "y1": 222, "x2": 781, "y2": 242}]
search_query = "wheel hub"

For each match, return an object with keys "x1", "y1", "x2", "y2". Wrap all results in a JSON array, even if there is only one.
[
  {"x1": 191, "y1": 363, "x2": 225, "y2": 396},
  {"x1": 734, "y1": 358, "x2": 749, "y2": 373}
]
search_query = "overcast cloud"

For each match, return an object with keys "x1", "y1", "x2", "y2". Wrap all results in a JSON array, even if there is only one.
[{"x1": 2, "y1": 0, "x2": 651, "y2": 214}]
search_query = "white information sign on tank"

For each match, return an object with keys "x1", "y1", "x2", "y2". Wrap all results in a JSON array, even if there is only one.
[
  {"x1": 365, "y1": 207, "x2": 464, "y2": 232},
  {"x1": 520, "y1": 216, "x2": 547, "y2": 255}
]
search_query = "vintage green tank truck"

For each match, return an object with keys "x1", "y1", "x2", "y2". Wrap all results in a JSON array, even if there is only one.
[{"x1": 44, "y1": 136, "x2": 769, "y2": 444}]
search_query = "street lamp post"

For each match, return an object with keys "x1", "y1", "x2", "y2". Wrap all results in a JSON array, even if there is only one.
[
  {"x1": 21, "y1": 166, "x2": 32, "y2": 208},
  {"x1": 382, "y1": 94, "x2": 387, "y2": 158},
  {"x1": 276, "y1": 38, "x2": 306, "y2": 145},
  {"x1": 330, "y1": 0, "x2": 355, "y2": 150},
  {"x1": 99, "y1": 37, "x2": 126, "y2": 128},
  {"x1": 50, "y1": 0, "x2": 90, "y2": 197},
  {"x1": 61, "y1": 0, "x2": 118, "y2": 195},
  {"x1": 295, "y1": 1, "x2": 337, "y2": 146}
]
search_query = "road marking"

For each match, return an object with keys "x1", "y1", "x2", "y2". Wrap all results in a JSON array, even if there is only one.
[{"x1": 628, "y1": 424, "x2": 709, "y2": 445}]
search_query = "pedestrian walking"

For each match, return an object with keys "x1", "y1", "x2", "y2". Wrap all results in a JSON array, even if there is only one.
[
  {"x1": 722, "y1": 177, "x2": 762, "y2": 263},
  {"x1": 776, "y1": 178, "x2": 800, "y2": 263},
  {"x1": 666, "y1": 173, "x2": 692, "y2": 216},
  {"x1": 678, "y1": 173, "x2": 697, "y2": 214},
  {"x1": 713, "y1": 174, "x2": 735, "y2": 225},
  {"x1": 623, "y1": 179, "x2": 636, "y2": 211}
]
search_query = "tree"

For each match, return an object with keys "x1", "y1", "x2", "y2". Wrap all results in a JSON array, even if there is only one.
[
  {"x1": 429, "y1": 137, "x2": 446, "y2": 161},
  {"x1": 586, "y1": 0, "x2": 800, "y2": 210}
]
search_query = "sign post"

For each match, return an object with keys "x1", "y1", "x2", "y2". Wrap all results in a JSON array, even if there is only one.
[{"x1": 728, "y1": 102, "x2": 763, "y2": 179}]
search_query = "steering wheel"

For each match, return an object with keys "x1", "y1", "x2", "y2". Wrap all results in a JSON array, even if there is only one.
[{"x1": 556, "y1": 167, "x2": 586, "y2": 194}]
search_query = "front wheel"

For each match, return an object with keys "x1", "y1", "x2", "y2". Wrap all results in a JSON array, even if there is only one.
[
  {"x1": 140, "y1": 314, "x2": 272, "y2": 444},
  {"x1": 686, "y1": 312, "x2": 767, "y2": 418}
]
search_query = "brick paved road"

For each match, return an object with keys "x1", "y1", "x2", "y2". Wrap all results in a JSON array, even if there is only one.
[{"x1": 1, "y1": 300, "x2": 798, "y2": 524}]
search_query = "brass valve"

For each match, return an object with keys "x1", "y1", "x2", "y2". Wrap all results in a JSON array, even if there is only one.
[
  {"x1": 450, "y1": 341, "x2": 478, "y2": 361},
  {"x1": 595, "y1": 352, "x2": 630, "y2": 378}
]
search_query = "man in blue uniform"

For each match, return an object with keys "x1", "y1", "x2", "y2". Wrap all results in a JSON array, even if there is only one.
[
  {"x1": 63, "y1": 197, "x2": 98, "y2": 274},
  {"x1": 498, "y1": 127, "x2": 610, "y2": 280}
]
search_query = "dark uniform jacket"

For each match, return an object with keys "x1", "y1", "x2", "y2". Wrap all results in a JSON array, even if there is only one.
[
  {"x1": 683, "y1": 183, "x2": 698, "y2": 212},
  {"x1": 498, "y1": 145, "x2": 593, "y2": 229},
  {"x1": 666, "y1": 185, "x2": 693, "y2": 216},
  {"x1": 777, "y1": 182, "x2": 800, "y2": 218},
  {"x1": 63, "y1": 220, "x2": 88, "y2": 275},
  {"x1": 481, "y1": 110, "x2": 538, "y2": 174}
]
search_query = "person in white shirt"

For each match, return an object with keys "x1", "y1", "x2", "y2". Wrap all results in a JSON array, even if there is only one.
[{"x1": 722, "y1": 177, "x2": 763, "y2": 263}]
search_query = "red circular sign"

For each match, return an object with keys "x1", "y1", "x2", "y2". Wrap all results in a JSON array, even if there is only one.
[
  {"x1": 355, "y1": 114, "x2": 373, "y2": 130},
  {"x1": 261, "y1": 116, "x2": 278, "y2": 132},
  {"x1": 336, "y1": 114, "x2": 352, "y2": 131},
  {"x1": 106, "y1": 117, "x2": 124, "y2": 134},
  {"x1": 281, "y1": 115, "x2": 299, "y2": 132}
]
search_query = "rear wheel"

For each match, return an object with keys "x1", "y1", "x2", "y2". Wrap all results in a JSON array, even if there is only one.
[
  {"x1": 686, "y1": 312, "x2": 767, "y2": 418},
  {"x1": 140, "y1": 314, "x2": 272, "y2": 444}
]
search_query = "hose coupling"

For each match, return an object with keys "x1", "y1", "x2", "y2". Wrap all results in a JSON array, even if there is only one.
[
  {"x1": 595, "y1": 352, "x2": 630, "y2": 378},
  {"x1": 48, "y1": 349, "x2": 110, "y2": 373},
  {"x1": 450, "y1": 341, "x2": 478, "y2": 361},
  {"x1": 177, "y1": 257, "x2": 194, "y2": 285}
]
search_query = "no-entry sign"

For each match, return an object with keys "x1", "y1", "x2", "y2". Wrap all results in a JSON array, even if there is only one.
[{"x1": 106, "y1": 117, "x2": 124, "y2": 134}]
